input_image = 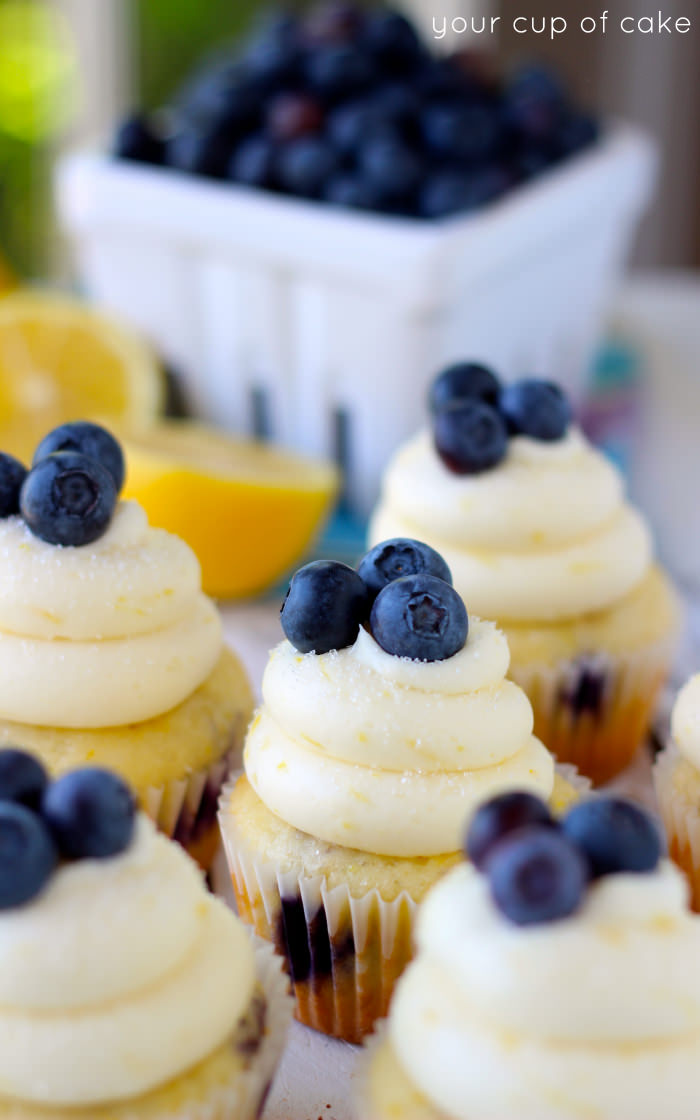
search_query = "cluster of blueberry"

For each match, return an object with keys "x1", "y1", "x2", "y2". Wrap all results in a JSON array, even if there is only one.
[
  {"x1": 0, "y1": 422, "x2": 125, "y2": 547},
  {"x1": 281, "y1": 537, "x2": 467, "y2": 661},
  {"x1": 114, "y1": 2, "x2": 599, "y2": 220},
  {"x1": 466, "y1": 791, "x2": 662, "y2": 926},
  {"x1": 429, "y1": 361, "x2": 572, "y2": 474},
  {"x1": 0, "y1": 749, "x2": 135, "y2": 909}
]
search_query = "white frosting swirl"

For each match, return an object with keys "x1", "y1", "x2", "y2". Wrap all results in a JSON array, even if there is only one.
[
  {"x1": 389, "y1": 861, "x2": 700, "y2": 1120},
  {"x1": 0, "y1": 503, "x2": 221, "y2": 726},
  {"x1": 0, "y1": 816, "x2": 255, "y2": 1107},
  {"x1": 369, "y1": 428, "x2": 652, "y2": 622},
  {"x1": 244, "y1": 622, "x2": 554, "y2": 856},
  {"x1": 672, "y1": 674, "x2": 700, "y2": 770}
]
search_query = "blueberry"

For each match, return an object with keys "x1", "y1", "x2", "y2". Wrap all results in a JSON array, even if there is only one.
[
  {"x1": 465, "y1": 792, "x2": 553, "y2": 870},
  {"x1": 433, "y1": 399, "x2": 508, "y2": 474},
  {"x1": 281, "y1": 560, "x2": 370, "y2": 654},
  {"x1": 20, "y1": 452, "x2": 117, "y2": 547},
  {"x1": 556, "y1": 111, "x2": 599, "y2": 158},
  {"x1": 113, "y1": 113, "x2": 165, "y2": 165},
  {"x1": 42, "y1": 768, "x2": 136, "y2": 860},
  {"x1": 420, "y1": 102, "x2": 500, "y2": 163},
  {"x1": 499, "y1": 379, "x2": 571, "y2": 441},
  {"x1": 359, "y1": 137, "x2": 423, "y2": 204},
  {"x1": 457, "y1": 164, "x2": 511, "y2": 210},
  {"x1": 244, "y1": 17, "x2": 303, "y2": 92},
  {"x1": 228, "y1": 135, "x2": 278, "y2": 189},
  {"x1": 165, "y1": 124, "x2": 233, "y2": 179},
  {"x1": 305, "y1": 43, "x2": 375, "y2": 103},
  {"x1": 369, "y1": 573, "x2": 467, "y2": 661},
  {"x1": 277, "y1": 137, "x2": 341, "y2": 197},
  {"x1": 33, "y1": 422, "x2": 125, "y2": 494},
  {"x1": 562, "y1": 798, "x2": 661, "y2": 879},
  {"x1": 364, "y1": 10, "x2": 424, "y2": 76},
  {"x1": 178, "y1": 65, "x2": 260, "y2": 137},
  {"x1": 358, "y1": 539, "x2": 452, "y2": 602},
  {"x1": 0, "y1": 749, "x2": 49, "y2": 810},
  {"x1": 322, "y1": 173, "x2": 380, "y2": 211},
  {"x1": 487, "y1": 825, "x2": 588, "y2": 926},
  {"x1": 267, "y1": 93, "x2": 324, "y2": 141},
  {"x1": 419, "y1": 172, "x2": 475, "y2": 220},
  {"x1": 504, "y1": 65, "x2": 565, "y2": 141},
  {"x1": 0, "y1": 803, "x2": 57, "y2": 908},
  {"x1": 0, "y1": 452, "x2": 27, "y2": 517},
  {"x1": 304, "y1": 1, "x2": 366, "y2": 44},
  {"x1": 429, "y1": 362, "x2": 501, "y2": 412}
]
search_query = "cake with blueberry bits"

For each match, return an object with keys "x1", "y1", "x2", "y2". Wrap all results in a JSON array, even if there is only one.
[
  {"x1": 359, "y1": 791, "x2": 700, "y2": 1120},
  {"x1": 0, "y1": 422, "x2": 253, "y2": 870},
  {"x1": 369, "y1": 363, "x2": 679, "y2": 784},
  {"x1": 219, "y1": 538, "x2": 583, "y2": 1043},
  {"x1": 0, "y1": 747, "x2": 291, "y2": 1120}
]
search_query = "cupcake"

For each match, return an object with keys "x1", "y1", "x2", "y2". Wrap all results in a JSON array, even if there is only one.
[
  {"x1": 0, "y1": 749, "x2": 292, "y2": 1120},
  {"x1": 0, "y1": 423, "x2": 253, "y2": 870},
  {"x1": 369, "y1": 364, "x2": 679, "y2": 784},
  {"x1": 219, "y1": 542, "x2": 584, "y2": 1043},
  {"x1": 359, "y1": 790, "x2": 700, "y2": 1120},
  {"x1": 654, "y1": 672, "x2": 700, "y2": 909}
]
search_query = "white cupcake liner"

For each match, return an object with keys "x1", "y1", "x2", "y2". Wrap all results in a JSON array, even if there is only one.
[{"x1": 510, "y1": 631, "x2": 676, "y2": 786}]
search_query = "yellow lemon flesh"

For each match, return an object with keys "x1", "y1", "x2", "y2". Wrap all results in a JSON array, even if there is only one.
[
  {"x1": 122, "y1": 421, "x2": 339, "y2": 599},
  {"x1": 0, "y1": 291, "x2": 164, "y2": 462}
]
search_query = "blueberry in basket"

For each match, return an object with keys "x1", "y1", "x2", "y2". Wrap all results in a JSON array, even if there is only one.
[{"x1": 113, "y1": 2, "x2": 600, "y2": 220}]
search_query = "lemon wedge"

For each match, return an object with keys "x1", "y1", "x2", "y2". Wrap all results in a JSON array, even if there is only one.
[
  {"x1": 0, "y1": 291, "x2": 164, "y2": 460},
  {"x1": 122, "y1": 421, "x2": 339, "y2": 599}
]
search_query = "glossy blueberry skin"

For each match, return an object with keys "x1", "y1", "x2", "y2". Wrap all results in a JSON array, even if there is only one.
[
  {"x1": 420, "y1": 102, "x2": 500, "y2": 163},
  {"x1": 0, "y1": 803, "x2": 57, "y2": 909},
  {"x1": 305, "y1": 43, "x2": 375, "y2": 103},
  {"x1": 20, "y1": 452, "x2": 117, "y2": 547},
  {"x1": 113, "y1": 114, "x2": 165, "y2": 165},
  {"x1": 277, "y1": 137, "x2": 341, "y2": 197},
  {"x1": 562, "y1": 798, "x2": 661, "y2": 880},
  {"x1": 0, "y1": 749, "x2": 49, "y2": 811},
  {"x1": 228, "y1": 135, "x2": 278, "y2": 189},
  {"x1": 369, "y1": 573, "x2": 467, "y2": 662},
  {"x1": 364, "y1": 10, "x2": 424, "y2": 75},
  {"x1": 33, "y1": 422, "x2": 125, "y2": 494},
  {"x1": 358, "y1": 538, "x2": 452, "y2": 602},
  {"x1": 179, "y1": 65, "x2": 260, "y2": 137},
  {"x1": 281, "y1": 560, "x2": 370, "y2": 654},
  {"x1": 322, "y1": 173, "x2": 380, "y2": 210},
  {"x1": 165, "y1": 124, "x2": 233, "y2": 179},
  {"x1": 243, "y1": 18, "x2": 303, "y2": 92},
  {"x1": 466, "y1": 792, "x2": 553, "y2": 870},
  {"x1": 429, "y1": 362, "x2": 501, "y2": 412},
  {"x1": 487, "y1": 825, "x2": 588, "y2": 926},
  {"x1": 0, "y1": 452, "x2": 27, "y2": 517},
  {"x1": 359, "y1": 137, "x2": 423, "y2": 204},
  {"x1": 433, "y1": 399, "x2": 508, "y2": 475},
  {"x1": 42, "y1": 768, "x2": 136, "y2": 860},
  {"x1": 499, "y1": 378, "x2": 571, "y2": 441}
]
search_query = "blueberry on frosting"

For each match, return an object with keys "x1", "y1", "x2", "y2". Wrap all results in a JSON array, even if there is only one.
[
  {"x1": 562, "y1": 797, "x2": 661, "y2": 879},
  {"x1": 0, "y1": 452, "x2": 27, "y2": 518},
  {"x1": 468, "y1": 792, "x2": 662, "y2": 926},
  {"x1": 281, "y1": 559, "x2": 370, "y2": 654},
  {"x1": 433, "y1": 399, "x2": 508, "y2": 475},
  {"x1": 429, "y1": 361, "x2": 501, "y2": 413},
  {"x1": 499, "y1": 378, "x2": 571, "y2": 441},
  {"x1": 33, "y1": 421, "x2": 126, "y2": 494},
  {"x1": 0, "y1": 803, "x2": 57, "y2": 910},
  {"x1": 358, "y1": 538, "x2": 452, "y2": 603},
  {"x1": 369, "y1": 572, "x2": 467, "y2": 661},
  {"x1": 20, "y1": 450, "x2": 117, "y2": 547},
  {"x1": 42, "y1": 768, "x2": 136, "y2": 861}
]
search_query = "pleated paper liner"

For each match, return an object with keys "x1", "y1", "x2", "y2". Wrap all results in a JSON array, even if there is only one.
[
  {"x1": 0, "y1": 940, "x2": 293, "y2": 1120},
  {"x1": 218, "y1": 766, "x2": 589, "y2": 1044},
  {"x1": 356, "y1": 1026, "x2": 449, "y2": 1120},
  {"x1": 510, "y1": 629, "x2": 677, "y2": 786},
  {"x1": 654, "y1": 746, "x2": 700, "y2": 912}
]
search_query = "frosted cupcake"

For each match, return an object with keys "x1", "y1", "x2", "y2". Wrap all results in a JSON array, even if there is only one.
[
  {"x1": 359, "y1": 790, "x2": 700, "y2": 1120},
  {"x1": 0, "y1": 749, "x2": 291, "y2": 1120},
  {"x1": 654, "y1": 673, "x2": 700, "y2": 909},
  {"x1": 370, "y1": 364, "x2": 679, "y2": 784},
  {"x1": 220, "y1": 541, "x2": 582, "y2": 1043},
  {"x1": 0, "y1": 423, "x2": 253, "y2": 869}
]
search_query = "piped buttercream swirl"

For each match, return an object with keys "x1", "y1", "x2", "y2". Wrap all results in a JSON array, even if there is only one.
[
  {"x1": 244, "y1": 622, "x2": 554, "y2": 856},
  {"x1": 369, "y1": 427, "x2": 652, "y2": 622},
  {"x1": 0, "y1": 815, "x2": 255, "y2": 1106},
  {"x1": 0, "y1": 502, "x2": 221, "y2": 726},
  {"x1": 388, "y1": 860, "x2": 700, "y2": 1120}
]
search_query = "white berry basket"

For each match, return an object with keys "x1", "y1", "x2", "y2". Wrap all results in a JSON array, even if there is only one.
[{"x1": 56, "y1": 123, "x2": 656, "y2": 515}]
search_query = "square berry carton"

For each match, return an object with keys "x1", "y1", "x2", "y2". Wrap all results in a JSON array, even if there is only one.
[{"x1": 56, "y1": 123, "x2": 655, "y2": 515}]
